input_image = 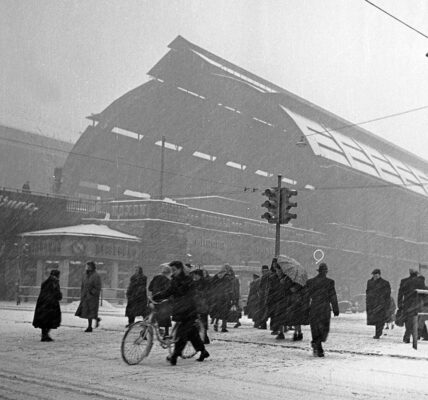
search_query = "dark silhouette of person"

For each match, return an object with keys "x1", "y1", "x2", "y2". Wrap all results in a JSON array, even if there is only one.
[
  {"x1": 306, "y1": 263, "x2": 339, "y2": 357},
  {"x1": 32, "y1": 269, "x2": 62, "y2": 341}
]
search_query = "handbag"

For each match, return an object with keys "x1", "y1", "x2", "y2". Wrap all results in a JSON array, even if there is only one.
[
  {"x1": 395, "y1": 308, "x2": 405, "y2": 327},
  {"x1": 227, "y1": 305, "x2": 242, "y2": 323}
]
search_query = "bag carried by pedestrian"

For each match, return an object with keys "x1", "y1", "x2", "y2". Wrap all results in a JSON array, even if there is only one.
[
  {"x1": 395, "y1": 308, "x2": 405, "y2": 327},
  {"x1": 227, "y1": 305, "x2": 242, "y2": 323}
]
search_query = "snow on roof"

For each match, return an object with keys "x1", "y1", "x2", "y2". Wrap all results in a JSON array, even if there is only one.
[{"x1": 20, "y1": 224, "x2": 140, "y2": 242}]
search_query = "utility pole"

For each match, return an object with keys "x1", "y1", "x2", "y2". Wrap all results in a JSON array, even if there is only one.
[
  {"x1": 275, "y1": 175, "x2": 282, "y2": 257},
  {"x1": 159, "y1": 135, "x2": 165, "y2": 199}
]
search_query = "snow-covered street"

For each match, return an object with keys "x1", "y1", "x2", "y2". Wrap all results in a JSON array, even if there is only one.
[{"x1": 1, "y1": 302, "x2": 428, "y2": 400}]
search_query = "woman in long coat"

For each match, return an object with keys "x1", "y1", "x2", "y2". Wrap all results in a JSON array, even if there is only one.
[
  {"x1": 125, "y1": 266, "x2": 149, "y2": 326},
  {"x1": 209, "y1": 264, "x2": 235, "y2": 332},
  {"x1": 33, "y1": 269, "x2": 62, "y2": 341},
  {"x1": 246, "y1": 274, "x2": 260, "y2": 326},
  {"x1": 276, "y1": 267, "x2": 309, "y2": 341},
  {"x1": 149, "y1": 264, "x2": 172, "y2": 336},
  {"x1": 75, "y1": 261, "x2": 102, "y2": 332}
]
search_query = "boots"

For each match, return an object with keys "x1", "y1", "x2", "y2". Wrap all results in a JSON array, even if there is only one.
[
  {"x1": 41, "y1": 329, "x2": 53, "y2": 342},
  {"x1": 196, "y1": 349, "x2": 210, "y2": 362},
  {"x1": 166, "y1": 355, "x2": 177, "y2": 366}
]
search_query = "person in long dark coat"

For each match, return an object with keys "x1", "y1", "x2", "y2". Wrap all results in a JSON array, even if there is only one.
[
  {"x1": 231, "y1": 269, "x2": 242, "y2": 328},
  {"x1": 125, "y1": 266, "x2": 149, "y2": 326},
  {"x1": 210, "y1": 264, "x2": 235, "y2": 332},
  {"x1": 75, "y1": 261, "x2": 102, "y2": 332},
  {"x1": 191, "y1": 268, "x2": 211, "y2": 344},
  {"x1": 265, "y1": 258, "x2": 282, "y2": 334},
  {"x1": 306, "y1": 262, "x2": 339, "y2": 357},
  {"x1": 246, "y1": 274, "x2": 260, "y2": 327},
  {"x1": 365, "y1": 268, "x2": 391, "y2": 339},
  {"x1": 276, "y1": 265, "x2": 310, "y2": 341},
  {"x1": 397, "y1": 268, "x2": 426, "y2": 343},
  {"x1": 153, "y1": 260, "x2": 209, "y2": 366},
  {"x1": 32, "y1": 269, "x2": 62, "y2": 342},
  {"x1": 256, "y1": 265, "x2": 270, "y2": 329},
  {"x1": 149, "y1": 264, "x2": 172, "y2": 336}
]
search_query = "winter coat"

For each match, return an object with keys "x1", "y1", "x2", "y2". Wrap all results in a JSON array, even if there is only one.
[
  {"x1": 149, "y1": 274, "x2": 172, "y2": 327},
  {"x1": 152, "y1": 272, "x2": 198, "y2": 322},
  {"x1": 265, "y1": 271, "x2": 282, "y2": 328},
  {"x1": 306, "y1": 274, "x2": 339, "y2": 324},
  {"x1": 193, "y1": 277, "x2": 210, "y2": 315},
  {"x1": 278, "y1": 275, "x2": 310, "y2": 326},
  {"x1": 209, "y1": 272, "x2": 234, "y2": 320},
  {"x1": 246, "y1": 279, "x2": 260, "y2": 320},
  {"x1": 75, "y1": 271, "x2": 102, "y2": 319},
  {"x1": 397, "y1": 274, "x2": 426, "y2": 319},
  {"x1": 366, "y1": 277, "x2": 391, "y2": 325},
  {"x1": 32, "y1": 276, "x2": 62, "y2": 329},
  {"x1": 257, "y1": 273, "x2": 270, "y2": 320},
  {"x1": 125, "y1": 272, "x2": 149, "y2": 318},
  {"x1": 386, "y1": 297, "x2": 396, "y2": 323}
]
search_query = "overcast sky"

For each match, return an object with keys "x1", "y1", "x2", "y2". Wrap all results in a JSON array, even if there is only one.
[{"x1": 1, "y1": 0, "x2": 428, "y2": 162}]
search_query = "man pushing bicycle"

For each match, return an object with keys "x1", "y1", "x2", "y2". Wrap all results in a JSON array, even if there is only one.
[{"x1": 153, "y1": 260, "x2": 210, "y2": 365}]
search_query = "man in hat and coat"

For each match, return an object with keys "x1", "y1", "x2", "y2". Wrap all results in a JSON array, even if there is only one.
[
  {"x1": 33, "y1": 269, "x2": 62, "y2": 341},
  {"x1": 397, "y1": 268, "x2": 426, "y2": 343},
  {"x1": 366, "y1": 268, "x2": 391, "y2": 339},
  {"x1": 153, "y1": 260, "x2": 209, "y2": 365},
  {"x1": 306, "y1": 262, "x2": 339, "y2": 357},
  {"x1": 75, "y1": 261, "x2": 102, "y2": 332}
]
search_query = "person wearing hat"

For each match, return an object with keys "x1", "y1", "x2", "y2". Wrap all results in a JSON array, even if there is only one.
[
  {"x1": 153, "y1": 261, "x2": 209, "y2": 365},
  {"x1": 32, "y1": 269, "x2": 62, "y2": 342},
  {"x1": 306, "y1": 262, "x2": 339, "y2": 357},
  {"x1": 125, "y1": 266, "x2": 149, "y2": 327},
  {"x1": 366, "y1": 268, "x2": 391, "y2": 339},
  {"x1": 75, "y1": 261, "x2": 102, "y2": 332},
  {"x1": 397, "y1": 268, "x2": 427, "y2": 343},
  {"x1": 256, "y1": 265, "x2": 270, "y2": 329}
]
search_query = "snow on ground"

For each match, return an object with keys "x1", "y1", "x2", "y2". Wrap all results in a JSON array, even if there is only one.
[{"x1": 1, "y1": 302, "x2": 428, "y2": 399}]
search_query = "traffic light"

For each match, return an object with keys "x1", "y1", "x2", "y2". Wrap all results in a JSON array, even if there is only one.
[
  {"x1": 261, "y1": 188, "x2": 279, "y2": 224},
  {"x1": 280, "y1": 187, "x2": 297, "y2": 224}
]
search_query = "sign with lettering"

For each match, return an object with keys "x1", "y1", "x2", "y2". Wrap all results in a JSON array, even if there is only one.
[{"x1": 0, "y1": 195, "x2": 38, "y2": 215}]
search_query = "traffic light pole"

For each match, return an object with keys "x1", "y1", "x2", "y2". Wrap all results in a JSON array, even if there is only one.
[{"x1": 275, "y1": 175, "x2": 282, "y2": 257}]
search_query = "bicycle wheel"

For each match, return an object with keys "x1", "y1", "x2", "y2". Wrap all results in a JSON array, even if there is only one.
[
  {"x1": 121, "y1": 321, "x2": 154, "y2": 365},
  {"x1": 181, "y1": 319, "x2": 206, "y2": 359}
]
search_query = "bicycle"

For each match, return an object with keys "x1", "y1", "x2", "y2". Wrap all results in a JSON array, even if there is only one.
[{"x1": 121, "y1": 298, "x2": 205, "y2": 365}]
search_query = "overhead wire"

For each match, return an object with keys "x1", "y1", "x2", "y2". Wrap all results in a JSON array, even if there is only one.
[{"x1": 363, "y1": 0, "x2": 428, "y2": 40}]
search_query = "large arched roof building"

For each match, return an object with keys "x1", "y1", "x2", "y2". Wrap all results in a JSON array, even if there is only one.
[{"x1": 60, "y1": 36, "x2": 428, "y2": 294}]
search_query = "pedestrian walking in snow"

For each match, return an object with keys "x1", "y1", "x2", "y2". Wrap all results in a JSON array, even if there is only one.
[
  {"x1": 125, "y1": 266, "x2": 149, "y2": 327},
  {"x1": 149, "y1": 264, "x2": 172, "y2": 338},
  {"x1": 256, "y1": 265, "x2": 270, "y2": 329},
  {"x1": 153, "y1": 260, "x2": 209, "y2": 365},
  {"x1": 306, "y1": 262, "x2": 339, "y2": 357},
  {"x1": 210, "y1": 264, "x2": 235, "y2": 332},
  {"x1": 397, "y1": 268, "x2": 426, "y2": 343},
  {"x1": 32, "y1": 269, "x2": 62, "y2": 342},
  {"x1": 191, "y1": 268, "x2": 211, "y2": 344},
  {"x1": 246, "y1": 274, "x2": 260, "y2": 327},
  {"x1": 366, "y1": 268, "x2": 391, "y2": 339},
  {"x1": 75, "y1": 261, "x2": 102, "y2": 332}
]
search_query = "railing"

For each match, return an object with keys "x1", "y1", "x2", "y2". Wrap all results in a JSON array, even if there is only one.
[
  {"x1": 413, "y1": 289, "x2": 428, "y2": 350},
  {"x1": 16, "y1": 285, "x2": 127, "y2": 306}
]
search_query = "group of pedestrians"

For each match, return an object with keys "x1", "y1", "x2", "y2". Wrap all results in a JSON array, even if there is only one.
[
  {"x1": 246, "y1": 259, "x2": 339, "y2": 357},
  {"x1": 32, "y1": 258, "x2": 428, "y2": 362},
  {"x1": 366, "y1": 267, "x2": 428, "y2": 343},
  {"x1": 33, "y1": 261, "x2": 102, "y2": 341}
]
